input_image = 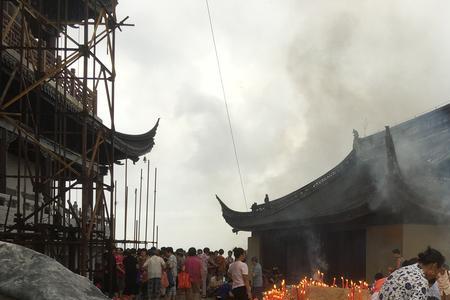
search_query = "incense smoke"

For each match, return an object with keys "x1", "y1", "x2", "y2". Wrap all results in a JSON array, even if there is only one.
[
  {"x1": 304, "y1": 229, "x2": 328, "y2": 274},
  {"x1": 284, "y1": 0, "x2": 450, "y2": 188}
]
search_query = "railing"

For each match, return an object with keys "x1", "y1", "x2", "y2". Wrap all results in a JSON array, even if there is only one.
[{"x1": 1, "y1": 7, "x2": 97, "y2": 114}]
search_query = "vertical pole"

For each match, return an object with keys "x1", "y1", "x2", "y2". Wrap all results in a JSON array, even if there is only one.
[
  {"x1": 0, "y1": 2, "x2": 4, "y2": 216},
  {"x1": 135, "y1": 220, "x2": 138, "y2": 248},
  {"x1": 152, "y1": 168, "x2": 157, "y2": 244},
  {"x1": 156, "y1": 225, "x2": 159, "y2": 249},
  {"x1": 133, "y1": 187, "x2": 137, "y2": 248},
  {"x1": 80, "y1": 0, "x2": 90, "y2": 277},
  {"x1": 144, "y1": 159, "x2": 150, "y2": 248},
  {"x1": 123, "y1": 158, "x2": 128, "y2": 249},
  {"x1": 0, "y1": 0, "x2": 3, "y2": 94},
  {"x1": 125, "y1": 158, "x2": 128, "y2": 192},
  {"x1": 114, "y1": 180, "x2": 117, "y2": 238},
  {"x1": 138, "y1": 168, "x2": 143, "y2": 245},
  {"x1": 124, "y1": 186, "x2": 128, "y2": 249},
  {"x1": 108, "y1": 4, "x2": 117, "y2": 294}
]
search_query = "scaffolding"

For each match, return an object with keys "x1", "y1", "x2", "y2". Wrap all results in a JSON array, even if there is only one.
[{"x1": 0, "y1": 0, "x2": 150, "y2": 291}]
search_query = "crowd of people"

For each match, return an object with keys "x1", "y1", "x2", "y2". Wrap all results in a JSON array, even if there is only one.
[
  {"x1": 96, "y1": 244, "x2": 450, "y2": 300},
  {"x1": 97, "y1": 246, "x2": 263, "y2": 300}
]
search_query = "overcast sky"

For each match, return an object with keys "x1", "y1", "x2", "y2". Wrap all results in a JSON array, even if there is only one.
[{"x1": 98, "y1": 0, "x2": 450, "y2": 251}]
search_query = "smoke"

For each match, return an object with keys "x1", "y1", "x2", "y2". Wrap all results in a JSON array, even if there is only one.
[
  {"x1": 281, "y1": 1, "x2": 450, "y2": 275},
  {"x1": 284, "y1": 0, "x2": 450, "y2": 188},
  {"x1": 304, "y1": 229, "x2": 328, "y2": 273}
]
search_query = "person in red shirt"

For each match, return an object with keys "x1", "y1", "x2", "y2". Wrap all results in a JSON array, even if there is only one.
[
  {"x1": 372, "y1": 272, "x2": 386, "y2": 293},
  {"x1": 185, "y1": 247, "x2": 202, "y2": 300}
]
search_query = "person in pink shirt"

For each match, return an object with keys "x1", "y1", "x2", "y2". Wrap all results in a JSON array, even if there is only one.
[
  {"x1": 185, "y1": 247, "x2": 202, "y2": 300},
  {"x1": 114, "y1": 247, "x2": 125, "y2": 297}
]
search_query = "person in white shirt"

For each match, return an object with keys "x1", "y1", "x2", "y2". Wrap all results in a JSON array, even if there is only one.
[
  {"x1": 143, "y1": 247, "x2": 166, "y2": 300},
  {"x1": 198, "y1": 248, "x2": 209, "y2": 298},
  {"x1": 228, "y1": 247, "x2": 251, "y2": 300},
  {"x1": 166, "y1": 247, "x2": 178, "y2": 300},
  {"x1": 251, "y1": 257, "x2": 263, "y2": 300}
]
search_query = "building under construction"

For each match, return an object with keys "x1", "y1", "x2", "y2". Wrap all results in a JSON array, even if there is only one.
[{"x1": 0, "y1": 0, "x2": 158, "y2": 282}]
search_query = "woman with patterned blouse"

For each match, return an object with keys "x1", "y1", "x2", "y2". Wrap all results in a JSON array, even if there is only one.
[{"x1": 379, "y1": 247, "x2": 445, "y2": 300}]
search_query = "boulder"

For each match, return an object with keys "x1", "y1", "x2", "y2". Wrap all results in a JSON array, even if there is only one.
[{"x1": 0, "y1": 241, "x2": 109, "y2": 300}]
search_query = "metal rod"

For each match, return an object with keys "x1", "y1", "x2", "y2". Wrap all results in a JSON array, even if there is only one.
[
  {"x1": 144, "y1": 159, "x2": 150, "y2": 248},
  {"x1": 79, "y1": 0, "x2": 90, "y2": 277},
  {"x1": 138, "y1": 168, "x2": 142, "y2": 247},
  {"x1": 133, "y1": 187, "x2": 137, "y2": 249},
  {"x1": 152, "y1": 167, "x2": 157, "y2": 244},
  {"x1": 124, "y1": 186, "x2": 128, "y2": 249},
  {"x1": 135, "y1": 220, "x2": 138, "y2": 249},
  {"x1": 114, "y1": 180, "x2": 117, "y2": 239},
  {"x1": 109, "y1": 6, "x2": 117, "y2": 291},
  {"x1": 124, "y1": 158, "x2": 128, "y2": 249},
  {"x1": 156, "y1": 225, "x2": 159, "y2": 249}
]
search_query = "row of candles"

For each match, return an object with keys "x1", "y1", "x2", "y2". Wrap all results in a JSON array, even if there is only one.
[{"x1": 263, "y1": 273, "x2": 369, "y2": 300}]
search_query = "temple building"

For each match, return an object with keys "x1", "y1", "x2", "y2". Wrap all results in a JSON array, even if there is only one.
[{"x1": 218, "y1": 104, "x2": 450, "y2": 282}]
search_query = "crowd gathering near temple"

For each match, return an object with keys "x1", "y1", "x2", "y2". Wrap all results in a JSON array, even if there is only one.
[
  {"x1": 100, "y1": 246, "x2": 262, "y2": 300},
  {"x1": 95, "y1": 243, "x2": 450, "y2": 300}
]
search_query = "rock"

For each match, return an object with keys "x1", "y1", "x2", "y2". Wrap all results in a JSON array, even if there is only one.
[{"x1": 0, "y1": 241, "x2": 109, "y2": 300}]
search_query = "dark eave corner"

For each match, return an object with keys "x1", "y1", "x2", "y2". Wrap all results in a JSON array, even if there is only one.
[
  {"x1": 216, "y1": 195, "x2": 241, "y2": 234},
  {"x1": 115, "y1": 118, "x2": 160, "y2": 163},
  {"x1": 216, "y1": 194, "x2": 228, "y2": 212}
]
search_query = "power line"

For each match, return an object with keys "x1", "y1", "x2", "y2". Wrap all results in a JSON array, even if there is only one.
[{"x1": 205, "y1": 0, "x2": 248, "y2": 211}]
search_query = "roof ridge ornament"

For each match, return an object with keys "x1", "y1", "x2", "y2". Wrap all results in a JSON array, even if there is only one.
[
  {"x1": 384, "y1": 126, "x2": 402, "y2": 177},
  {"x1": 352, "y1": 129, "x2": 360, "y2": 153}
]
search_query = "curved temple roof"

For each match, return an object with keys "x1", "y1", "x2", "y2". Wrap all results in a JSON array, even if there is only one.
[
  {"x1": 112, "y1": 118, "x2": 160, "y2": 162},
  {"x1": 218, "y1": 104, "x2": 450, "y2": 232}
]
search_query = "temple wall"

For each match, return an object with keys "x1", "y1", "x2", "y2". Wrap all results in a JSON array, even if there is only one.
[
  {"x1": 366, "y1": 224, "x2": 402, "y2": 280},
  {"x1": 247, "y1": 233, "x2": 261, "y2": 277},
  {"x1": 366, "y1": 224, "x2": 450, "y2": 280},
  {"x1": 402, "y1": 224, "x2": 450, "y2": 264}
]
